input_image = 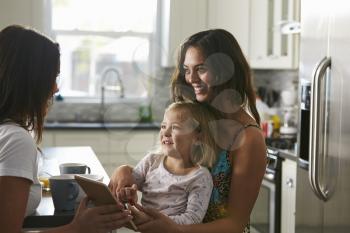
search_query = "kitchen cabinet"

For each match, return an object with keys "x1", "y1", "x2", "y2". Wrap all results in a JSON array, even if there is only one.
[
  {"x1": 207, "y1": 0, "x2": 250, "y2": 58},
  {"x1": 0, "y1": 0, "x2": 51, "y2": 35},
  {"x1": 281, "y1": 159, "x2": 297, "y2": 233},
  {"x1": 41, "y1": 129, "x2": 159, "y2": 176},
  {"x1": 161, "y1": 0, "x2": 208, "y2": 67},
  {"x1": 249, "y1": 0, "x2": 300, "y2": 69},
  {"x1": 207, "y1": 0, "x2": 300, "y2": 69}
]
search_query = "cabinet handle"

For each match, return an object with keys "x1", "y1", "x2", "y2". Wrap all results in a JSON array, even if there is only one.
[
  {"x1": 278, "y1": 21, "x2": 301, "y2": 34},
  {"x1": 286, "y1": 178, "x2": 294, "y2": 188}
]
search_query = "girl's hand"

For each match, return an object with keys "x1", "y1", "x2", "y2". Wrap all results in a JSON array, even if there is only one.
[
  {"x1": 71, "y1": 197, "x2": 133, "y2": 233},
  {"x1": 137, "y1": 207, "x2": 180, "y2": 233},
  {"x1": 117, "y1": 184, "x2": 138, "y2": 205},
  {"x1": 108, "y1": 165, "x2": 134, "y2": 196}
]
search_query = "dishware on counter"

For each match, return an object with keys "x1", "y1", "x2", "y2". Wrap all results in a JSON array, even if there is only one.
[
  {"x1": 59, "y1": 163, "x2": 91, "y2": 175},
  {"x1": 38, "y1": 171, "x2": 52, "y2": 192},
  {"x1": 49, "y1": 174, "x2": 80, "y2": 211},
  {"x1": 280, "y1": 87, "x2": 298, "y2": 139},
  {"x1": 49, "y1": 174, "x2": 104, "y2": 212},
  {"x1": 38, "y1": 154, "x2": 59, "y2": 192}
]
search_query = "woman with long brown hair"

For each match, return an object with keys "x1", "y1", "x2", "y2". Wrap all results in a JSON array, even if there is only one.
[
  {"x1": 110, "y1": 29, "x2": 267, "y2": 233},
  {"x1": 0, "y1": 25, "x2": 132, "y2": 233}
]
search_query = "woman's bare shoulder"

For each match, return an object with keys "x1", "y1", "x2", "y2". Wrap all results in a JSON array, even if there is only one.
[
  {"x1": 228, "y1": 125, "x2": 266, "y2": 179},
  {"x1": 228, "y1": 122, "x2": 264, "y2": 152}
]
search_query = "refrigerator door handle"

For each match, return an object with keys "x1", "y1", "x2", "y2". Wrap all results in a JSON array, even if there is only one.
[{"x1": 309, "y1": 56, "x2": 331, "y2": 201}]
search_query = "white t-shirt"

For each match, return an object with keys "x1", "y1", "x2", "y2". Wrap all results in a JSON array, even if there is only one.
[
  {"x1": 133, "y1": 153, "x2": 213, "y2": 224},
  {"x1": 0, "y1": 122, "x2": 41, "y2": 216}
]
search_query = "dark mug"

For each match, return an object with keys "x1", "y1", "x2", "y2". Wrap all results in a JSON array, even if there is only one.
[{"x1": 49, "y1": 175, "x2": 79, "y2": 211}]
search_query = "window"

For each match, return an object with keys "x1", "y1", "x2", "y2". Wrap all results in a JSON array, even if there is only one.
[{"x1": 51, "y1": 0, "x2": 158, "y2": 99}]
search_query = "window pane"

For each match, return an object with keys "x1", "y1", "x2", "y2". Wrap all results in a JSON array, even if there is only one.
[
  {"x1": 58, "y1": 35, "x2": 150, "y2": 98},
  {"x1": 52, "y1": 0, "x2": 157, "y2": 32}
]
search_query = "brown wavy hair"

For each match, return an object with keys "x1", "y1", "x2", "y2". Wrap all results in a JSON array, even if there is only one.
[
  {"x1": 170, "y1": 29, "x2": 260, "y2": 125},
  {"x1": 0, "y1": 25, "x2": 60, "y2": 143}
]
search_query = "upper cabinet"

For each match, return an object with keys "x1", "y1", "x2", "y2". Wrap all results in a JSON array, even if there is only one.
[
  {"x1": 249, "y1": 0, "x2": 300, "y2": 69},
  {"x1": 0, "y1": 0, "x2": 51, "y2": 35},
  {"x1": 208, "y1": 0, "x2": 300, "y2": 69},
  {"x1": 207, "y1": 0, "x2": 250, "y2": 60},
  {"x1": 160, "y1": 0, "x2": 208, "y2": 67}
]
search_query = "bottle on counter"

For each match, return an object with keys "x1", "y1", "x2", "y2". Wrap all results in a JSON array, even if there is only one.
[
  {"x1": 261, "y1": 120, "x2": 274, "y2": 138},
  {"x1": 139, "y1": 100, "x2": 153, "y2": 123},
  {"x1": 271, "y1": 114, "x2": 281, "y2": 138}
]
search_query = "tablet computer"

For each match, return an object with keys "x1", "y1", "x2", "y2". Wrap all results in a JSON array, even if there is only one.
[{"x1": 75, "y1": 175, "x2": 137, "y2": 230}]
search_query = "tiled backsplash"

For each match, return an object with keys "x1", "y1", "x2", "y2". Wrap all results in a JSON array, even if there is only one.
[
  {"x1": 46, "y1": 100, "x2": 141, "y2": 123},
  {"x1": 47, "y1": 68, "x2": 298, "y2": 123},
  {"x1": 253, "y1": 69, "x2": 298, "y2": 91},
  {"x1": 254, "y1": 69, "x2": 299, "y2": 106}
]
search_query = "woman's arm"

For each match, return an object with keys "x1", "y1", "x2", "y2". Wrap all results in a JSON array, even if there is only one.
[
  {"x1": 138, "y1": 127, "x2": 267, "y2": 233},
  {"x1": 138, "y1": 210, "x2": 245, "y2": 233},
  {"x1": 225, "y1": 126, "x2": 267, "y2": 232},
  {"x1": 0, "y1": 177, "x2": 132, "y2": 233},
  {"x1": 182, "y1": 127, "x2": 266, "y2": 233},
  {"x1": 43, "y1": 197, "x2": 132, "y2": 233},
  {"x1": 0, "y1": 176, "x2": 31, "y2": 233}
]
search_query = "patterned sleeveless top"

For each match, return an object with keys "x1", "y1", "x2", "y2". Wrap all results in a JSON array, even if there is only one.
[{"x1": 203, "y1": 124, "x2": 260, "y2": 233}]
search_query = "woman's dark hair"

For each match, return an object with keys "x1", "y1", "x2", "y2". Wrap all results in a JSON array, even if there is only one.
[
  {"x1": 170, "y1": 29, "x2": 260, "y2": 125},
  {"x1": 0, "y1": 25, "x2": 60, "y2": 143}
]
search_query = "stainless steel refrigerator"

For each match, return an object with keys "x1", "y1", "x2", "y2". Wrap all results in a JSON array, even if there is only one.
[{"x1": 296, "y1": 0, "x2": 350, "y2": 232}]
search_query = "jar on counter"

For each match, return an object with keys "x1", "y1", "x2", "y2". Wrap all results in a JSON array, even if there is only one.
[
  {"x1": 262, "y1": 120, "x2": 274, "y2": 138},
  {"x1": 139, "y1": 102, "x2": 153, "y2": 122},
  {"x1": 271, "y1": 114, "x2": 281, "y2": 136}
]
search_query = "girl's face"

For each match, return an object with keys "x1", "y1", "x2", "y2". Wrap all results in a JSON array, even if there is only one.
[
  {"x1": 160, "y1": 108, "x2": 200, "y2": 160},
  {"x1": 183, "y1": 46, "x2": 215, "y2": 102}
]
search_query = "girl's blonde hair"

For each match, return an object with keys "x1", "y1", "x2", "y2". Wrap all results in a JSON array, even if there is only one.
[{"x1": 162, "y1": 101, "x2": 220, "y2": 169}]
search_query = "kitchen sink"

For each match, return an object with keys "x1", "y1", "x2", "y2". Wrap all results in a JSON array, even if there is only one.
[{"x1": 45, "y1": 98, "x2": 146, "y2": 123}]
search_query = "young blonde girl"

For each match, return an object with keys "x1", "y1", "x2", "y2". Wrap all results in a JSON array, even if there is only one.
[{"x1": 114, "y1": 101, "x2": 220, "y2": 225}]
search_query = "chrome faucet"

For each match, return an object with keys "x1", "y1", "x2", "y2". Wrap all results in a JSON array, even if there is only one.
[
  {"x1": 100, "y1": 67, "x2": 124, "y2": 121},
  {"x1": 101, "y1": 67, "x2": 124, "y2": 98}
]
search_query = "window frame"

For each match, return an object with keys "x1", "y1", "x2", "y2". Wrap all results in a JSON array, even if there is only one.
[{"x1": 49, "y1": 0, "x2": 161, "y2": 103}]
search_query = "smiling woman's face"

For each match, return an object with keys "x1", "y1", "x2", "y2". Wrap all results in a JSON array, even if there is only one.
[{"x1": 183, "y1": 47, "x2": 215, "y2": 103}]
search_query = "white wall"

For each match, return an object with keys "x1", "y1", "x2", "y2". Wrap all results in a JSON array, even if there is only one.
[{"x1": 0, "y1": 0, "x2": 51, "y2": 36}]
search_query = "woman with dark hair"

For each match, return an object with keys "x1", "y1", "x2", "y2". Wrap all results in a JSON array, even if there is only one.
[
  {"x1": 110, "y1": 29, "x2": 266, "y2": 233},
  {"x1": 0, "y1": 25, "x2": 132, "y2": 233}
]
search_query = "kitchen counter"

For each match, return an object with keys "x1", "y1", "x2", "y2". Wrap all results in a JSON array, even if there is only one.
[
  {"x1": 44, "y1": 121, "x2": 160, "y2": 130},
  {"x1": 277, "y1": 148, "x2": 297, "y2": 161},
  {"x1": 265, "y1": 137, "x2": 297, "y2": 161},
  {"x1": 268, "y1": 146, "x2": 297, "y2": 161},
  {"x1": 23, "y1": 146, "x2": 109, "y2": 229}
]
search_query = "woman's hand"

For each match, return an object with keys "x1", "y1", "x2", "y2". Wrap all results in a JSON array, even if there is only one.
[
  {"x1": 137, "y1": 207, "x2": 180, "y2": 233},
  {"x1": 71, "y1": 197, "x2": 133, "y2": 233},
  {"x1": 128, "y1": 203, "x2": 152, "y2": 226},
  {"x1": 108, "y1": 165, "x2": 135, "y2": 196}
]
